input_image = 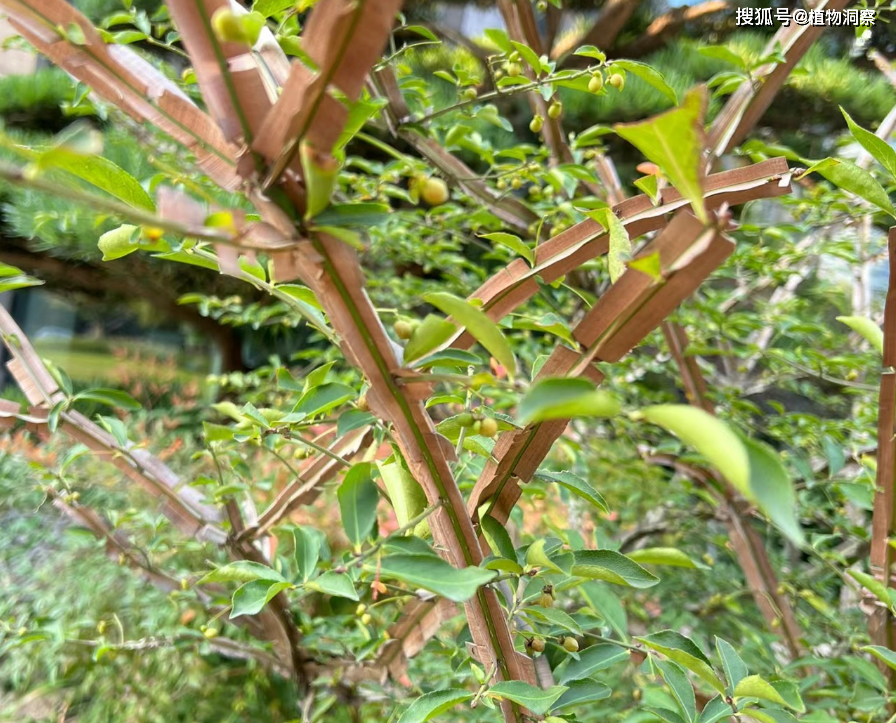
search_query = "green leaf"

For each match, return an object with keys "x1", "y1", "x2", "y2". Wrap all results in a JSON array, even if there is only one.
[
  {"x1": 656, "y1": 659, "x2": 697, "y2": 723},
  {"x1": 648, "y1": 707, "x2": 687, "y2": 723},
  {"x1": 294, "y1": 527, "x2": 320, "y2": 584},
  {"x1": 634, "y1": 175, "x2": 660, "y2": 202},
  {"x1": 487, "y1": 681, "x2": 568, "y2": 716},
  {"x1": 509, "y1": 41, "x2": 541, "y2": 75},
  {"x1": 610, "y1": 59, "x2": 678, "y2": 104},
  {"x1": 743, "y1": 710, "x2": 800, "y2": 723},
  {"x1": 397, "y1": 689, "x2": 474, "y2": 723},
  {"x1": 312, "y1": 202, "x2": 391, "y2": 227},
  {"x1": 518, "y1": 377, "x2": 620, "y2": 425},
  {"x1": 862, "y1": 645, "x2": 896, "y2": 671},
  {"x1": 338, "y1": 462, "x2": 379, "y2": 546},
  {"x1": 733, "y1": 675, "x2": 788, "y2": 707},
  {"x1": 698, "y1": 696, "x2": 735, "y2": 723},
  {"x1": 526, "y1": 538, "x2": 567, "y2": 574},
  {"x1": 367, "y1": 553, "x2": 495, "y2": 602},
  {"x1": 34, "y1": 146, "x2": 154, "y2": 211},
  {"x1": 293, "y1": 382, "x2": 354, "y2": 417},
  {"x1": 378, "y1": 461, "x2": 429, "y2": 536},
  {"x1": 715, "y1": 637, "x2": 748, "y2": 691},
  {"x1": 743, "y1": 437, "x2": 803, "y2": 545},
  {"x1": 480, "y1": 232, "x2": 534, "y2": 266},
  {"x1": 698, "y1": 45, "x2": 748, "y2": 69},
  {"x1": 836, "y1": 315, "x2": 883, "y2": 354},
  {"x1": 337, "y1": 409, "x2": 375, "y2": 436},
  {"x1": 73, "y1": 388, "x2": 141, "y2": 411},
  {"x1": 574, "y1": 45, "x2": 606, "y2": 63},
  {"x1": 481, "y1": 514, "x2": 516, "y2": 560},
  {"x1": 627, "y1": 547, "x2": 705, "y2": 569},
  {"x1": 0, "y1": 263, "x2": 43, "y2": 293},
  {"x1": 307, "y1": 571, "x2": 358, "y2": 600},
  {"x1": 849, "y1": 569, "x2": 893, "y2": 610},
  {"x1": 253, "y1": 0, "x2": 295, "y2": 15},
  {"x1": 614, "y1": 87, "x2": 707, "y2": 222},
  {"x1": 641, "y1": 405, "x2": 750, "y2": 498},
  {"x1": 637, "y1": 630, "x2": 724, "y2": 694},
  {"x1": 423, "y1": 292, "x2": 516, "y2": 377},
  {"x1": 556, "y1": 643, "x2": 630, "y2": 684},
  {"x1": 841, "y1": 107, "x2": 896, "y2": 179},
  {"x1": 553, "y1": 679, "x2": 612, "y2": 711},
  {"x1": 98, "y1": 224, "x2": 141, "y2": 261},
  {"x1": 571, "y1": 549, "x2": 659, "y2": 588},
  {"x1": 588, "y1": 207, "x2": 631, "y2": 282},
  {"x1": 769, "y1": 678, "x2": 804, "y2": 713},
  {"x1": 525, "y1": 606, "x2": 583, "y2": 635},
  {"x1": 404, "y1": 314, "x2": 457, "y2": 363},
  {"x1": 539, "y1": 470, "x2": 608, "y2": 513},
  {"x1": 230, "y1": 580, "x2": 292, "y2": 618},
  {"x1": 582, "y1": 583, "x2": 628, "y2": 636},
  {"x1": 802, "y1": 157, "x2": 896, "y2": 218},
  {"x1": 198, "y1": 561, "x2": 287, "y2": 585}
]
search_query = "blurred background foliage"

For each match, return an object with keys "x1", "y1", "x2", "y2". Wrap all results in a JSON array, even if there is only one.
[{"x1": 0, "y1": 0, "x2": 895, "y2": 721}]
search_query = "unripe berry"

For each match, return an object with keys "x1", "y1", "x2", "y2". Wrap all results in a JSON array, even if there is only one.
[
  {"x1": 142, "y1": 226, "x2": 164, "y2": 242},
  {"x1": 356, "y1": 603, "x2": 367, "y2": 616},
  {"x1": 394, "y1": 320, "x2": 414, "y2": 340},
  {"x1": 528, "y1": 637, "x2": 546, "y2": 653},
  {"x1": 203, "y1": 627, "x2": 219, "y2": 638},
  {"x1": 536, "y1": 0, "x2": 548, "y2": 10},
  {"x1": 421, "y1": 177, "x2": 449, "y2": 206},
  {"x1": 588, "y1": 73, "x2": 604, "y2": 93},
  {"x1": 357, "y1": 394, "x2": 369, "y2": 412},
  {"x1": 539, "y1": 591, "x2": 554, "y2": 608},
  {"x1": 562, "y1": 636, "x2": 579, "y2": 653},
  {"x1": 360, "y1": 613, "x2": 372, "y2": 625},
  {"x1": 529, "y1": 115, "x2": 544, "y2": 133},
  {"x1": 461, "y1": 87, "x2": 477, "y2": 101},
  {"x1": 609, "y1": 73, "x2": 625, "y2": 91},
  {"x1": 496, "y1": 178, "x2": 508, "y2": 190},
  {"x1": 511, "y1": 177, "x2": 523, "y2": 189},
  {"x1": 548, "y1": 100, "x2": 562, "y2": 119},
  {"x1": 457, "y1": 412, "x2": 474, "y2": 428},
  {"x1": 507, "y1": 62, "x2": 522, "y2": 78},
  {"x1": 211, "y1": 8, "x2": 248, "y2": 43},
  {"x1": 479, "y1": 417, "x2": 499, "y2": 438}
]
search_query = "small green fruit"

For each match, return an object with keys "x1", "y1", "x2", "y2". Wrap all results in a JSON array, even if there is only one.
[
  {"x1": 394, "y1": 320, "x2": 414, "y2": 340},
  {"x1": 588, "y1": 73, "x2": 604, "y2": 93},
  {"x1": 529, "y1": 114, "x2": 544, "y2": 133},
  {"x1": 536, "y1": 0, "x2": 548, "y2": 10},
  {"x1": 457, "y1": 412, "x2": 475, "y2": 428},
  {"x1": 421, "y1": 177, "x2": 449, "y2": 206},
  {"x1": 461, "y1": 87, "x2": 477, "y2": 101},
  {"x1": 360, "y1": 613, "x2": 372, "y2": 625},
  {"x1": 479, "y1": 417, "x2": 499, "y2": 438},
  {"x1": 356, "y1": 604, "x2": 367, "y2": 616},
  {"x1": 528, "y1": 637, "x2": 546, "y2": 653},
  {"x1": 203, "y1": 627, "x2": 219, "y2": 638},
  {"x1": 548, "y1": 100, "x2": 562, "y2": 119},
  {"x1": 357, "y1": 394, "x2": 369, "y2": 412},
  {"x1": 562, "y1": 636, "x2": 579, "y2": 653},
  {"x1": 211, "y1": 8, "x2": 248, "y2": 43},
  {"x1": 507, "y1": 62, "x2": 522, "y2": 78},
  {"x1": 609, "y1": 73, "x2": 625, "y2": 91}
]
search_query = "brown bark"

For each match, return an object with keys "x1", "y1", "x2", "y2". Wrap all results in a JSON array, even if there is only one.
[
  {"x1": 612, "y1": 1, "x2": 730, "y2": 59},
  {"x1": 869, "y1": 228, "x2": 896, "y2": 677}
]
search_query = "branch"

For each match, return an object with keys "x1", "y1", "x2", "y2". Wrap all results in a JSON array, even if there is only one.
[
  {"x1": 555, "y1": 0, "x2": 644, "y2": 65},
  {"x1": 869, "y1": 227, "x2": 896, "y2": 667},
  {"x1": 612, "y1": 1, "x2": 730, "y2": 59}
]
